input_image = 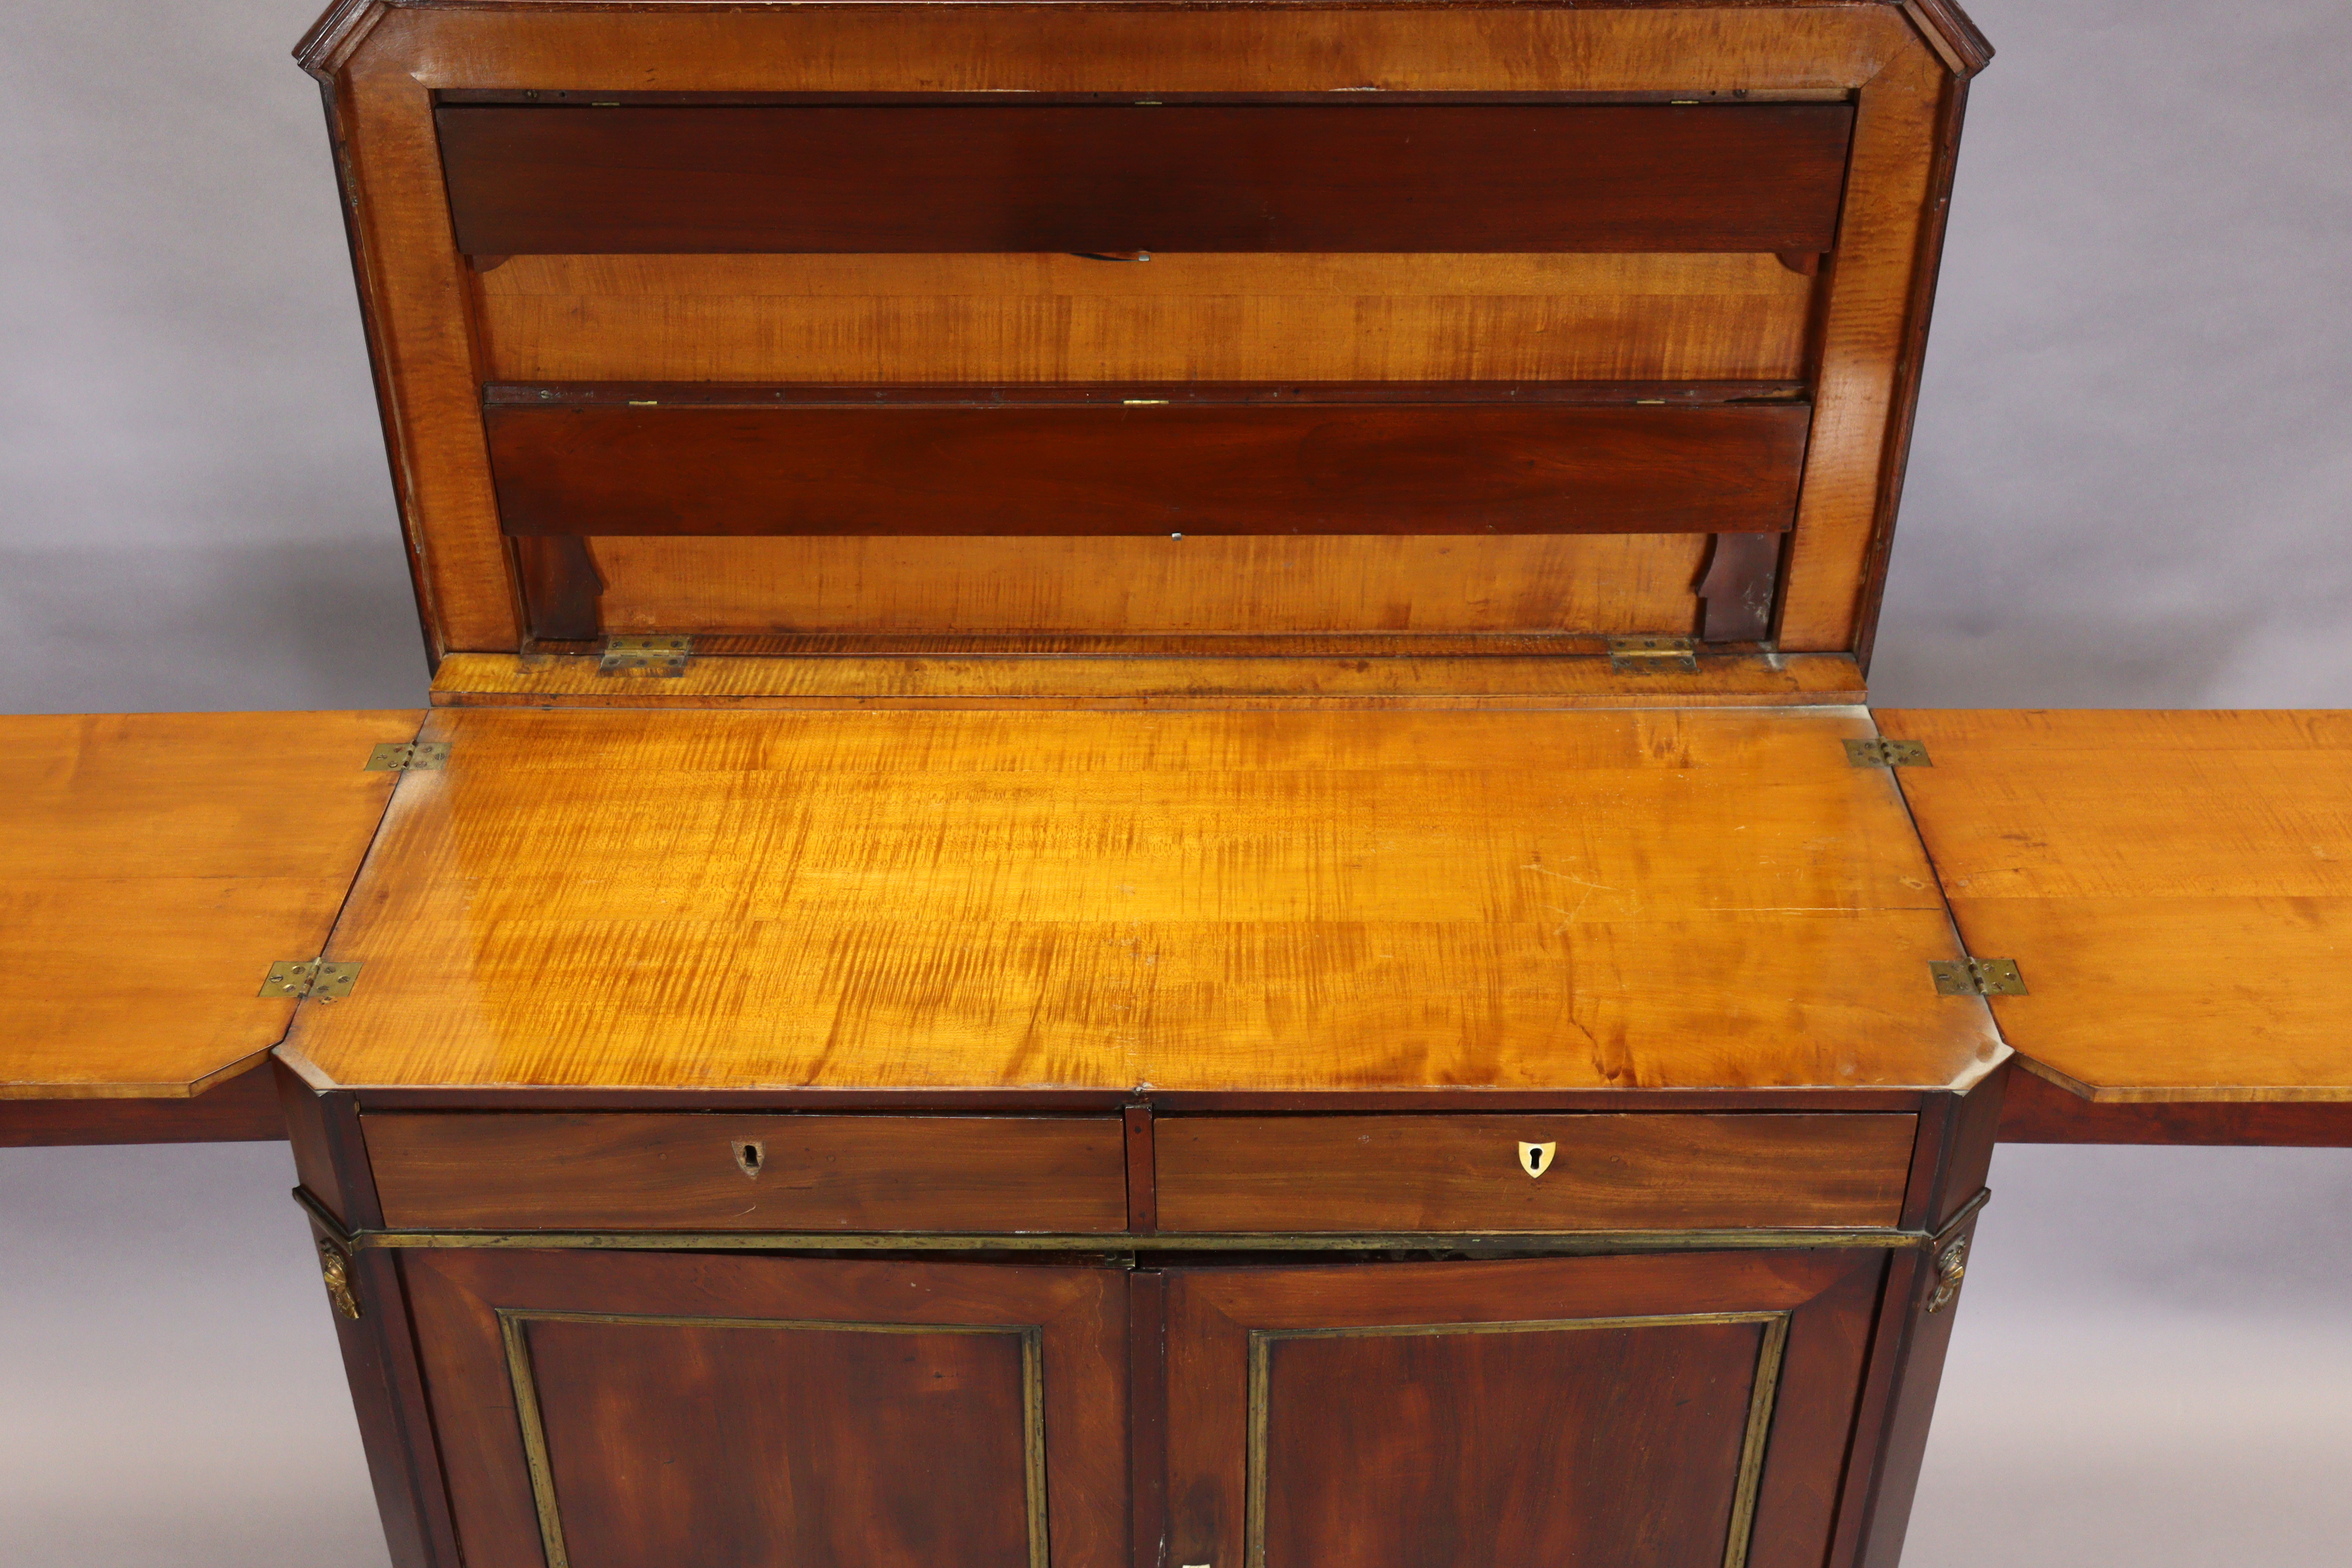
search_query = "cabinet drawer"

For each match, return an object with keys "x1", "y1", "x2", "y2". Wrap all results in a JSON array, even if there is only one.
[
  {"x1": 365, "y1": 1113, "x2": 1130, "y2": 1233},
  {"x1": 1155, "y1": 1114, "x2": 1917, "y2": 1233}
]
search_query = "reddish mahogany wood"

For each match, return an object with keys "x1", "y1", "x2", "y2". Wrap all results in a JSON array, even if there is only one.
[
  {"x1": 1154, "y1": 1113, "x2": 1917, "y2": 1233},
  {"x1": 527, "y1": 1315, "x2": 1034, "y2": 1568},
  {"x1": 365, "y1": 1112, "x2": 1131, "y2": 1232},
  {"x1": 435, "y1": 102, "x2": 1854, "y2": 256},
  {"x1": 485, "y1": 401, "x2": 1811, "y2": 539},
  {"x1": 1997, "y1": 1066, "x2": 2352, "y2": 1146},
  {"x1": 1123, "y1": 1105, "x2": 1158, "y2": 1234},
  {"x1": 1164, "y1": 1250, "x2": 1884, "y2": 1568},
  {"x1": 0, "y1": 1060, "x2": 285, "y2": 1146},
  {"x1": 1260, "y1": 1318, "x2": 1759, "y2": 1568},
  {"x1": 1697, "y1": 528, "x2": 1783, "y2": 642},
  {"x1": 401, "y1": 1249, "x2": 1129, "y2": 1568},
  {"x1": 509, "y1": 535, "x2": 603, "y2": 641}
]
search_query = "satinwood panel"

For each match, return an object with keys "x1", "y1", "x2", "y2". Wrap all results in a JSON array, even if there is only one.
[
  {"x1": 283, "y1": 705, "x2": 2000, "y2": 1094},
  {"x1": 1162, "y1": 1251, "x2": 1886, "y2": 1568},
  {"x1": 0, "y1": 710, "x2": 420, "y2": 1099},
  {"x1": 436, "y1": 103, "x2": 1853, "y2": 256},
  {"x1": 403, "y1": 1249, "x2": 1127, "y2": 1568},
  {"x1": 1880, "y1": 708, "x2": 2352, "y2": 1102},
  {"x1": 472, "y1": 253, "x2": 1817, "y2": 386}
]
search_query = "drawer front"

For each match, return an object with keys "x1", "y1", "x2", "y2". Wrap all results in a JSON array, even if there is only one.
[
  {"x1": 1155, "y1": 1114, "x2": 1917, "y2": 1233},
  {"x1": 366, "y1": 1113, "x2": 1129, "y2": 1233}
]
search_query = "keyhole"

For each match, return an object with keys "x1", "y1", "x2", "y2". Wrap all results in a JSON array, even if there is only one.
[
  {"x1": 733, "y1": 1140, "x2": 764, "y2": 1178},
  {"x1": 1527, "y1": 1147, "x2": 1544, "y2": 1174}
]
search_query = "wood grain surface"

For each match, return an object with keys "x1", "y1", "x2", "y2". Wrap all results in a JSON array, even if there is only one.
[
  {"x1": 283, "y1": 705, "x2": 2001, "y2": 1094},
  {"x1": 367, "y1": 1112, "x2": 1129, "y2": 1230},
  {"x1": 403, "y1": 1249, "x2": 1128, "y2": 1568},
  {"x1": 0, "y1": 1057, "x2": 285, "y2": 1145},
  {"x1": 429, "y1": 650, "x2": 1870, "y2": 709},
  {"x1": 436, "y1": 102, "x2": 1852, "y2": 255},
  {"x1": 1880, "y1": 709, "x2": 2352, "y2": 1102},
  {"x1": 475, "y1": 253, "x2": 1816, "y2": 386},
  {"x1": 324, "y1": 2, "x2": 1944, "y2": 661},
  {"x1": 1164, "y1": 1250, "x2": 1885, "y2": 1568},
  {"x1": 484, "y1": 398, "x2": 1810, "y2": 540},
  {"x1": 1154, "y1": 1113, "x2": 1917, "y2": 1232},
  {"x1": 0, "y1": 710, "x2": 422, "y2": 1099},
  {"x1": 578, "y1": 535, "x2": 1720, "y2": 641}
]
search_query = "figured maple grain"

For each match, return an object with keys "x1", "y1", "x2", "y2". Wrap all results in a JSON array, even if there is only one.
[
  {"x1": 0, "y1": 711, "x2": 422, "y2": 1099},
  {"x1": 1879, "y1": 710, "x2": 2352, "y2": 1102},
  {"x1": 475, "y1": 253, "x2": 1816, "y2": 386},
  {"x1": 326, "y1": 3, "x2": 1942, "y2": 660},
  {"x1": 284, "y1": 705, "x2": 2000, "y2": 1094},
  {"x1": 428, "y1": 650, "x2": 1870, "y2": 710},
  {"x1": 582, "y1": 534, "x2": 1718, "y2": 641}
]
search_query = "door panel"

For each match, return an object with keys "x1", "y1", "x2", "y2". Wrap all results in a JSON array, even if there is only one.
[
  {"x1": 402, "y1": 1249, "x2": 1128, "y2": 1568},
  {"x1": 1163, "y1": 1251, "x2": 1885, "y2": 1568}
]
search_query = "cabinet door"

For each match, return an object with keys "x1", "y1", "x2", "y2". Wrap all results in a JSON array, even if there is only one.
[
  {"x1": 1162, "y1": 1250, "x2": 1885, "y2": 1568},
  {"x1": 401, "y1": 1250, "x2": 1128, "y2": 1568}
]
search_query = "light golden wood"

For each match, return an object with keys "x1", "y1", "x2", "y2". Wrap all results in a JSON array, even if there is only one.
[
  {"x1": 285, "y1": 705, "x2": 2002, "y2": 1094},
  {"x1": 429, "y1": 650, "x2": 1870, "y2": 709},
  {"x1": 476, "y1": 253, "x2": 1814, "y2": 385},
  {"x1": 329, "y1": 2, "x2": 1943, "y2": 659},
  {"x1": 589, "y1": 534, "x2": 1713, "y2": 640},
  {"x1": 1880, "y1": 709, "x2": 2352, "y2": 1102},
  {"x1": 1776, "y1": 38, "x2": 1952, "y2": 649},
  {"x1": 0, "y1": 710, "x2": 423, "y2": 1098}
]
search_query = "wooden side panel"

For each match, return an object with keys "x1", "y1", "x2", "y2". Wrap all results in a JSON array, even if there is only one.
[
  {"x1": 475, "y1": 253, "x2": 1817, "y2": 386},
  {"x1": 285, "y1": 705, "x2": 1999, "y2": 1095},
  {"x1": 402, "y1": 1249, "x2": 1128, "y2": 1568},
  {"x1": 1165, "y1": 1252, "x2": 1886, "y2": 1568},
  {"x1": 366, "y1": 1112, "x2": 1130, "y2": 1231},
  {"x1": 0, "y1": 1059, "x2": 285, "y2": 1146},
  {"x1": 484, "y1": 400, "x2": 1811, "y2": 540},
  {"x1": 1155, "y1": 1113, "x2": 1916, "y2": 1232},
  {"x1": 436, "y1": 102, "x2": 1853, "y2": 255},
  {"x1": 1879, "y1": 709, "x2": 2352, "y2": 1102},
  {"x1": 0, "y1": 710, "x2": 422, "y2": 1099},
  {"x1": 1998, "y1": 1064, "x2": 2352, "y2": 1146}
]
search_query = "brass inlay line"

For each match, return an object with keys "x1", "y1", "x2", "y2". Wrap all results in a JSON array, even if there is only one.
[
  {"x1": 1243, "y1": 1311, "x2": 1794, "y2": 1568},
  {"x1": 295, "y1": 1186, "x2": 1984, "y2": 1258},
  {"x1": 495, "y1": 1308, "x2": 1049, "y2": 1568}
]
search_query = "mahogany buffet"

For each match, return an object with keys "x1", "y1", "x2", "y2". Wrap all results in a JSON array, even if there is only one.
[{"x1": 5, "y1": 5, "x2": 2350, "y2": 1568}]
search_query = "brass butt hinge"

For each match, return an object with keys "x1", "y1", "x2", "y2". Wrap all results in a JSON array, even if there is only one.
[
  {"x1": 1844, "y1": 738, "x2": 1931, "y2": 768},
  {"x1": 599, "y1": 633, "x2": 692, "y2": 677},
  {"x1": 260, "y1": 959, "x2": 362, "y2": 1002},
  {"x1": 364, "y1": 741, "x2": 449, "y2": 772},
  {"x1": 317, "y1": 1238, "x2": 362, "y2": 1320},
  {"x1": 1607, "y1": 635, "x2": 1699, "y2": 674},
  {"x1": 1929, "y1": 957, "x2": 2027, "y2": 996}
]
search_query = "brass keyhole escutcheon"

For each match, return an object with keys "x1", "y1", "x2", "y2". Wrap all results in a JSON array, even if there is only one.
[
  {"x1": 733, "y1": 1139, "x2": 765, "y2": 1179},
  {"x1": 1518, "y1": 1141, "x2": 1557, "y2": 1179}
]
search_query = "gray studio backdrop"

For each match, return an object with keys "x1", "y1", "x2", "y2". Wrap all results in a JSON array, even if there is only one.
[{"x1": 3, "y1": 2, "x2": 2348, "y2": 1564}]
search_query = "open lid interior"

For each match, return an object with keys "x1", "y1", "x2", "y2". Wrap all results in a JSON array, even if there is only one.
[{"x1": 301, "y1": 0, "x2": 1991, "y2": 691}]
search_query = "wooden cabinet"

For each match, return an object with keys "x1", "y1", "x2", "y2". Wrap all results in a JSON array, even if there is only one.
[
  {"x1": 398, "y1": 1249, "x2": 1129, "y2": 1568},
  {"x1": 6, "y1": 4, "x2": 2352, "y2": 1568}
]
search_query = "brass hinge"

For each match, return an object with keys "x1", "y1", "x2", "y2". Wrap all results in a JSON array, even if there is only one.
[
  {"x1": 599, "y1": 633, "x2": 692, "y2": 677},
  {"x1": 1608, "y1": 635, "x2": 1698, "y2": 674},
  {"x1": 1929, "y1": 957, "x2": 2027, "y2": 996},
  {"x1": 1844, "y1": 738, "x2": 1931, "y2": 768},
  {"x1": 364, "y1": 740, "x2": 450, "y2": 772},
  {"x1": 260, "y1": 959, "x2": 362, "y2": 1002}
]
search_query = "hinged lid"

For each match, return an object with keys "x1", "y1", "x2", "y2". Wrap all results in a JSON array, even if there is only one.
[{"x1": 297, "y1": 0, "x2": 1991, "y2": 697}]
